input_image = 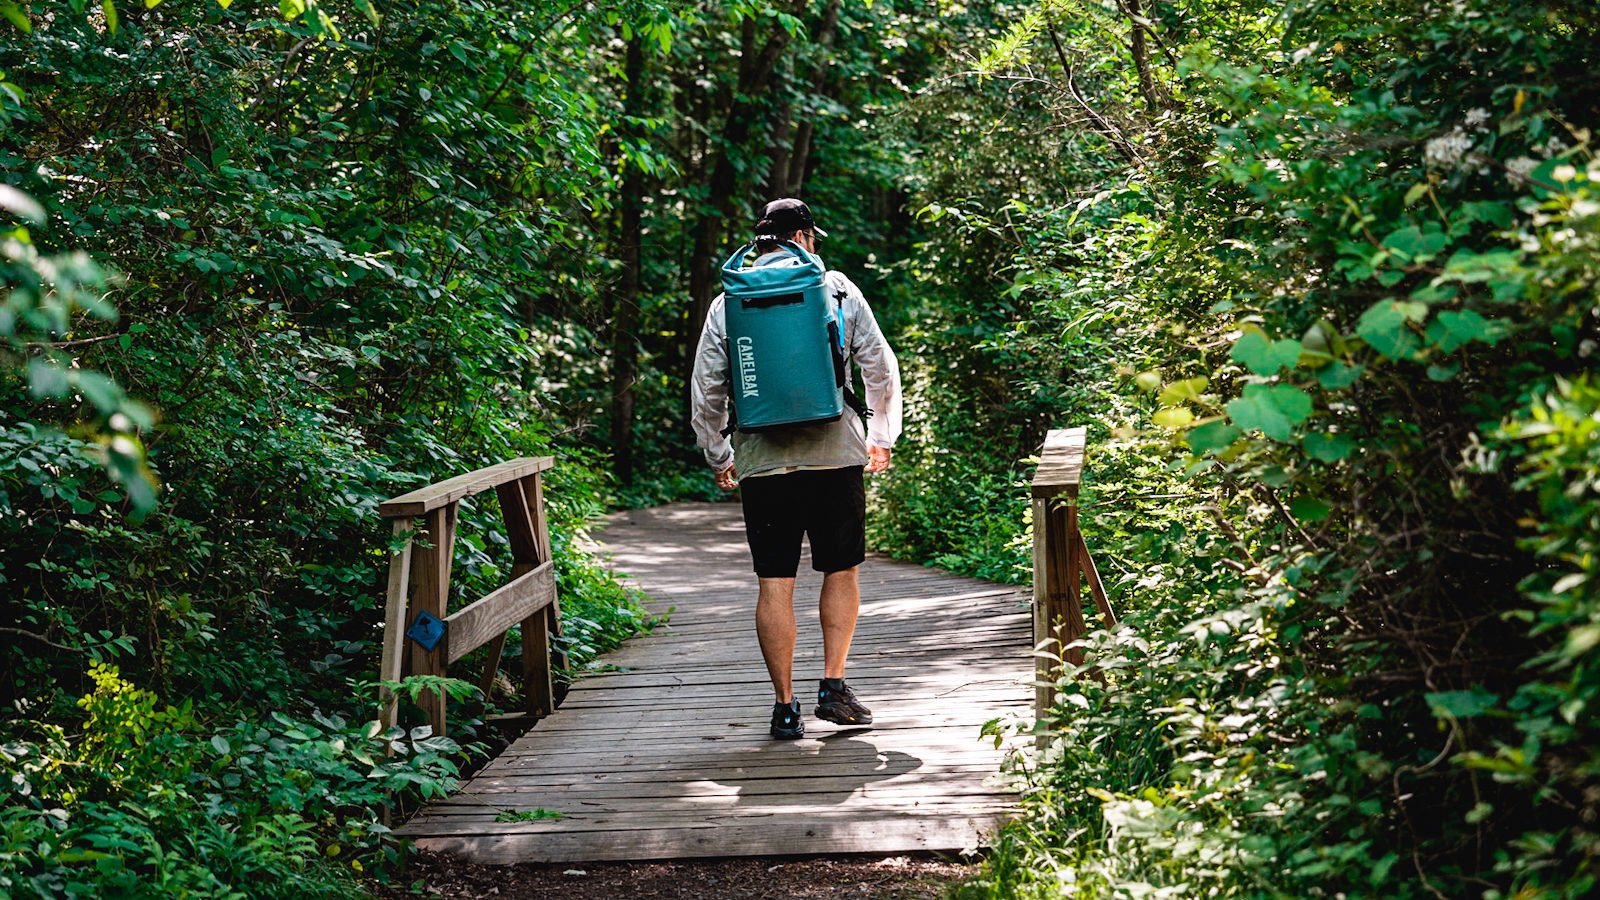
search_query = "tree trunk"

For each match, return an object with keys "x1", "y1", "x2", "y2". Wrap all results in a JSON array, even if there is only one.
[
  {"x1": 1123, "y1": 0, "x2": 1160, "y2": 112},
  {"x1": 782, "y1": 0, "x2": 842, "y2": 197},
  {"x1": 611, "y1": 36, "x2": 646, "y2": 486},
  {"x1": 765, "y1": 102, "x2": 793, "y2": 200},
  {"x1": 681, "y1": 0, "x2": 811, "y2": 393}
]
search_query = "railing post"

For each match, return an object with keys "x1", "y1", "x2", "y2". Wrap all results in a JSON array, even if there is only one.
[
  {"x1": 378, "y1": 517, "x2": 415, "y2": 733},
  {"x1": 495, "y1": 470, "x2": 563, "y2": 719},
  {"x1": 410, "y1": 502, "x2": 459, "y2": 737},
  {"x1": 1030, "y1": 427, "x2": 1119, "y2": 728}
]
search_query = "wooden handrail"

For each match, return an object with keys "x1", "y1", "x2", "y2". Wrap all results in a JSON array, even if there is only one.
[
  {"x1": 377, "y1": 457, "x2": 564, "y2": 739},
  {"x1": 379, "y1": 456, "x2": 554, "y2": 517},
  {"x1": 1029, "y1": 428, "x2": 1117, "y2": 726}
]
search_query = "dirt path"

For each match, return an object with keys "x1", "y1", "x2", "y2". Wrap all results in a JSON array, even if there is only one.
[{"x1": 374, "y1": 851, "x2": 974, "y2": 899}]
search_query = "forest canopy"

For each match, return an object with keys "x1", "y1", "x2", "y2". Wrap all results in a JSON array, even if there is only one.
[{"x1": 2, "y1": 0, "x2": 1598, "y2": 897}]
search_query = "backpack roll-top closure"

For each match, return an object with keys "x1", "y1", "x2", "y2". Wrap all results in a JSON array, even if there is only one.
[
  {"x1": 719, "y1": 240, "x2": 847, "y2": 434},
  {"x1": 719, "y1": 240, "x2": 827, "y2": 299}
]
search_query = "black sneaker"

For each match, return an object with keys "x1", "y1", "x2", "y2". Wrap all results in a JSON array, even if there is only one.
[
  {"x1": 770, "y1": 698, "x2": 804, "y2": 739},
  {"x1": 815, "y1": 678, "x2": 873, "y2": 725}
]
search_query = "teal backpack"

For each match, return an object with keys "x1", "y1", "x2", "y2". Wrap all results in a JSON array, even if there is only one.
[{"x1": 719, "y1": 238, "x2": 869, "y2": 434}]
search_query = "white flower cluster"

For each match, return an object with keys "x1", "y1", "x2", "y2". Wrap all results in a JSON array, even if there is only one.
[
  {"x1": 1425, "y1": 131, "x2": 1473, "y2": 166},
  {"x1": 1506, "y1": 157, "x2": 1539, "y2": 178},
  {"x1": 1464, "y1": 108, "x2": 1491, "y2": 128}
]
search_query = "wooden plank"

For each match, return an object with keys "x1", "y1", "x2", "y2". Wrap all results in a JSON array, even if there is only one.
[
  {"x1": 444, "y1": 561, "x2": 557, "y2": 664},
  {"x1": 522, "y1": 473, "x2": 554, "y2": 563},
  {"x1": 478, "y1": 631, "x2": 508, "y2": 701},
  {"x1": 379, "y1": 456, "x2": 554, "y2": 518},
  {"x1": 1030, "y1": 426, "x2": 1086, "y2": 499},
  {"x1": 410, "y1": 815, "x2": 1013, "y2": 864},
  {"x1": 408, "y1": 504, "x2": 458, "y2": 735},
  {"x1": 522, "y1": 592, "x2": 556, "y2": 718},
  {"x1": 378, "y1": 517, "x2": 414, "y2": 732},
  {"x1": 480, "y1": 743, "x2": 1024, "y2": 771},
  {"x1": 406, "y1": 805, "x2": 1013, "y2": 834},
  {"x1": 1044, "y1": 500, "x2": 1087, "y2": 671},
  {"x1": 494, "y1": 477, "x2": 544, "y2": 566},
  {"x1": 1078, "y1": 535, "x2": 1118, "y2": 628},
  {"x1": 471, "y1": 761, "x2": 1001, "y2": 785}
]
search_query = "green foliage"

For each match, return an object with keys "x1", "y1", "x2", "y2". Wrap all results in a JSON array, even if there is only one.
[
  {"x1": 887, "y1": 0, "x2": 1600, "y2": 898},
  {"x1": 1, "y1": 0, "x2": 664, "y2": 894},
  {"x1": 3, "y1": 666, "x2": 464, "y2": 897}
]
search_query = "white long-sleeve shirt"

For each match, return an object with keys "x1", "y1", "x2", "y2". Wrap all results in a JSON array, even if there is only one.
[{"x1": 690, "y1": 255, "x2": 902, "y2": 479}]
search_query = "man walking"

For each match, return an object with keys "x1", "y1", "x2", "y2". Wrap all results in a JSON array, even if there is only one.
[{"x1": 690, "y1": 198, "x2": 903, "y2": 740}]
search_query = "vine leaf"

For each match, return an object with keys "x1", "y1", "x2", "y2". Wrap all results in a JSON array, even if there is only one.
[
  {"x1": 1427, "y1": 309, "x2": 1505, "y2": 353},
  {"x1": 1357, "y1": 300, "x2": 1425, "y2": 360},
  {"x1": 1225, "y1": 383, "x2": 1312, "y2": 441},
  {"x1": 1231, "y1": 333, "x2": 1302, "y2": 375},
  {"x1": 1187, "y1": 420, "x2": 1240, "y2": 455},
  {"x1": 1303, "y1": 432, "x2": 1352, "y2": 462},
  {"x1": 1426, "y1": 688, "x2": 1498, "y2": 719}
]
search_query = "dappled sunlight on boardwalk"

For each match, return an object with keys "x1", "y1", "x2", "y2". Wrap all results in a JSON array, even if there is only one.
[{"x1": 398, "y1": 502, "x2": 1032, "y2": 863}]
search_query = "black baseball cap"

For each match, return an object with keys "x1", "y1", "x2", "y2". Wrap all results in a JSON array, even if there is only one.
[{"x1": 754, "y1": 198, "x2": 828, "y2": 238}]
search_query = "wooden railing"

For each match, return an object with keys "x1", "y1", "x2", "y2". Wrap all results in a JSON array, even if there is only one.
[
  {"x1": 1030, "y1": 427, "x2": 1118, "y2": 720},
  {"x1": 377, "y1": 457, "x2": 563, "y2": 738}
]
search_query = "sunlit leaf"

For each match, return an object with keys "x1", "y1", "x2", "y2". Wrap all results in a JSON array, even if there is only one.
[
  {"x1": 1232, "y1": 332, "x2": 1302, "y2": 375},
  {"x1": 0, "y1": 1, "x2": 31, "y2": 32},
  {"x1": 1225, "y1": 383, "x2": 1312, "y2": 442},
  {"x1": 1152, "y1": 407, "x2": 1194, "y2": 428}
]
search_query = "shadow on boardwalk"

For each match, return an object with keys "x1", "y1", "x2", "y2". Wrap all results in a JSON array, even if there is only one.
[{"x1": 399, "y1": 502, "x2": 1033, "y2": 864}]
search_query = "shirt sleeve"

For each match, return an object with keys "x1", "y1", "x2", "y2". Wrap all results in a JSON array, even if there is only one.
[
  {"x1": 690, "y1": 297, "x2": 736, "y2": 471},
  {"x1": 831, "y1": 272, "x2": 903, "y2": 450}
]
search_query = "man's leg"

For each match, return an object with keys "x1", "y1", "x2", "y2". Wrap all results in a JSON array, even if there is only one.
[
  {"x1": 819, "y1": 566, "x2": 860, "y2": 679},
  {"x1": 756, "y1": 576, "x2": 798, "y2": 702}
]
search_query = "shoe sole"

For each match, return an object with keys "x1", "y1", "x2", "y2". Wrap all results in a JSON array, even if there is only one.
[
  {"x1": 770, "y1": 725, "x2": 804, "y2": 740},
  {"x1": 814, "y1": 703, "x2": 872, "y2": 726}
]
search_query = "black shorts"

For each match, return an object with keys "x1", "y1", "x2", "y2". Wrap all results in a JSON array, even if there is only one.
[{"x1": 739, "y1": 466, "x2": 866, "y2": 578}]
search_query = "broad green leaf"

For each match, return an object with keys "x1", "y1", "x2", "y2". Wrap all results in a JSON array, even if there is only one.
[
  {"x1": 280, "y1": 0, "x2": 305, "y2": 20},
  {"x1": 1290, "y1": 496, "x2": 1331, "y2": 522},
  {"x1": 1134, "y1": 371, "x2": 1162, "y2": 392},
  {"x1": 1225, "y1": 383, "x2": 1313, "y2": 442},
  {"x1": 1426, "y1": 688, "x2": 1498, "y2": 719},
  {"x1": 1222, "y1": 381, "x2": 1312, "y2": 441},
  {"x1": 1303, "y1": 431, "x2": 1353, "y2": 461},
  {"x1": 1187, "y1": 420, "x2": 1240, "y2": 455},
  {"x1": 1319, "y1": 362, "x2": 1364, "y2": 389},
  {"x1": 1152, "y1": 407, "x2": 1194, "y2": 428},
  {"x1": 352, "y1": 0, "x2": 379, "y2": 24},
  {"x1": 1158, "y1": 376, "x2": 1208, "y2": 406},
  {"x1": 1381, "y1": 223, "x2": 1449, "y2": 261},
  {"x1": 101, "y1": 0, "x2": 117, "y2": 34},
  {"x1": 1457, "y1": 200, "x2": 1513, "y2": 229},
  {"x1": 1426, "y1": 309, "x2": 1505, "y2": 352},
  {"x1": 1403, "y1": 183, "x2": 1429, "y2": 206},
  {"x1": 1357, "y1": 300, "x2": 1422, "y2": 360},
  {"x1": 1231, "y1": 332, "x2": 1302, "y2": 375},
  {"x1": 0, "y1": 1, "x2": 31, "y2": 32},
  {"x1": 1427, "y1": 363, "x2": 1459, "y2": 381},
  {"x1": 211, "y1": 735, "x2": 230, "y2": 754}
]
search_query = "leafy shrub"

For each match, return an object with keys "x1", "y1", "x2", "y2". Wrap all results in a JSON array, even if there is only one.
[{"x1": 2, "y1": 665, "x2": 467, "y2": 898}]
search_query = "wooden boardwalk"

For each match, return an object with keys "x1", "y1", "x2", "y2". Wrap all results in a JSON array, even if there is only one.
[{"x1": 399, "y1": 501, "x2": 1033, "y2": 863}]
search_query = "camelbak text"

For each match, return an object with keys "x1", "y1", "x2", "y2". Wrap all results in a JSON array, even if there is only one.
[{"x1": 736, "y1": 336, "x2": 759, "y2": 397}]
